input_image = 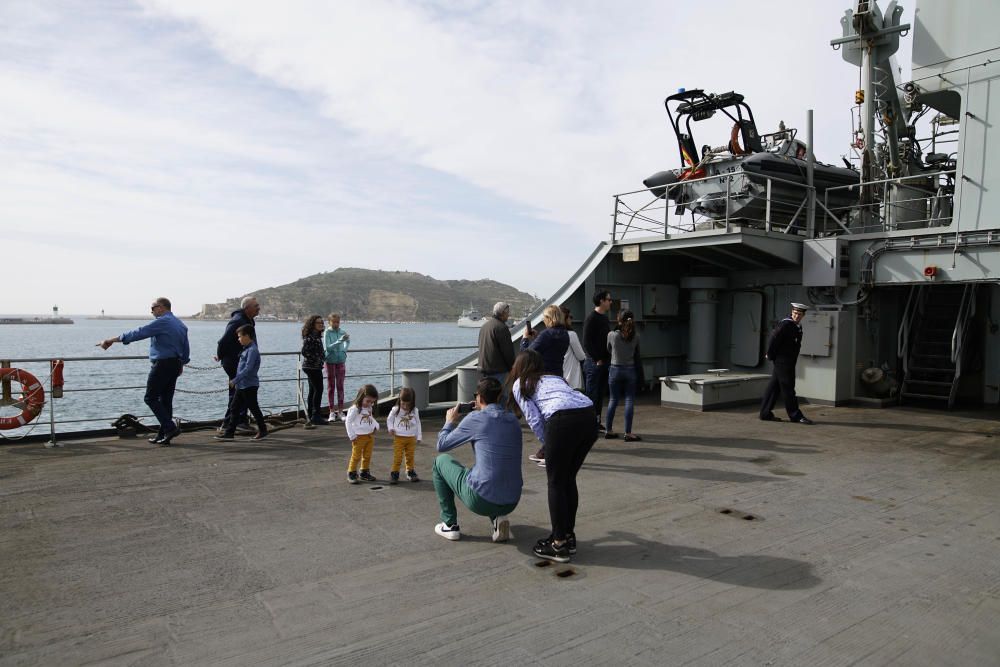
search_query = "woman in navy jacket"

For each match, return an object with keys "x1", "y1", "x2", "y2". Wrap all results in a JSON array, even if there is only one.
[{"x1": 520, "y1": 305, "x2": 569, "y2": 376}]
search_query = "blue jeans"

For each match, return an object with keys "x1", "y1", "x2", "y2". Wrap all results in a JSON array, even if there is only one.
[
  {"x1": 583, "y1": 359, "x2": 609, "y2": 422},
  {"x1": 145, "y1": 358, "x2": 182, "y2": 434},
  {"x1": 606, "y1": 364, "x2": 637, "y2": 434}
]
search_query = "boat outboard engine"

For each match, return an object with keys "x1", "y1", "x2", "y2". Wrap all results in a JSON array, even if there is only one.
[{"x1": 643, "y1": 170, "x2": 679, "y2": 199}]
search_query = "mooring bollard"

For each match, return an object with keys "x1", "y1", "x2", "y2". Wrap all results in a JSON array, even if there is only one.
[
  {"x1": 456, "y1": 363, "x2": 479, "y2": 403},
  {"x1": 401, "y1": 369, "x2": 430, "y2": 410}
]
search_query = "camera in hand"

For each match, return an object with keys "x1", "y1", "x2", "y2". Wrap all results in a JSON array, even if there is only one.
[{"x1": 457, "y1": 400, "x2": 476, "y2": 414}]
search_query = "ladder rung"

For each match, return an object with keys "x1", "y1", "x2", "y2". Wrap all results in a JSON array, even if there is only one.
[{"x1": 901, "y1": 392, "x2": 950, "y2": 400}]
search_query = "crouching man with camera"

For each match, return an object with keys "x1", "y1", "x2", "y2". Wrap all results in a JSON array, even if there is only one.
[{"x1": 432, "y1": 377, "x2": 523, "y2": 544}]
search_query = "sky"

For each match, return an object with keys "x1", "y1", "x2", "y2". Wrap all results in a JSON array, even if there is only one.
[{"x1": 0, "y1": 0, "x2": 913, "y2": 315}]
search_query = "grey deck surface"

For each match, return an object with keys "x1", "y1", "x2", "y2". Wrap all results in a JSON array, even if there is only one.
[{"x1": 3, "y1": 400, "x2": 1000, "y2": 666}]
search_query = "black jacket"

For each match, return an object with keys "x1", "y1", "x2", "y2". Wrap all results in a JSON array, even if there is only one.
[
  {"x1": 478, "y1": 316, "x2": 516, "y2": 374},
  {"x1": 582, "y1": 310, "x2": 611, "y2": 363},
  {"x1": 217, "y1": 309, "x2": 254, "y2": 364},
  {"x1": 766, "y1": 318, "x2": 803, "y2": 365},
  {"x1": 301, "y1": 332, "x2": 325, "y2": 370}
]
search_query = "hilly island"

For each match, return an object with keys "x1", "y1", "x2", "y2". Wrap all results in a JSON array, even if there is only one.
[{"x1": 195, "y1": 268, "x2": 541, "y2": 322}]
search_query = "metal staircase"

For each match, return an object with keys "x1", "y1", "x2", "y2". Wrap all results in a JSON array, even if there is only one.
[{"x1": 898, "y1": 284, "x2": 977, "y2": 408}]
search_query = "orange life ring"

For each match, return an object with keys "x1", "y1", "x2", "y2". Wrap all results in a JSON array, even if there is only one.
[
  {"x1": 729, "y1": 123, "x2": 748, "y2": 155},
  {"x1": 0, "y1": 368, "x2": 46, "y2": 429}
]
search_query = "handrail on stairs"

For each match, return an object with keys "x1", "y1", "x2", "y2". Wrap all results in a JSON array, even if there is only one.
[
  {"x1": 949, "y1": 284, "x2": 977, "y2": 408},
  {"x1": 951, "y1": 284, "x2": 975, "y2": 363},
  {"x1": 897, "y1": 284, "x2": 924, "y2": 379}
]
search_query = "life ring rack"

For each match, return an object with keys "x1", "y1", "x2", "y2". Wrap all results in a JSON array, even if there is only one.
[{"x1": 0, "y1": 368, "x2": 46, "y2": 429}]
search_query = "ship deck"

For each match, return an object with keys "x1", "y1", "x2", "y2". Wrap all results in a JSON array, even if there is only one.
[{"x1": 3, "y1": 398, "x2": 1000, "y2": 666}]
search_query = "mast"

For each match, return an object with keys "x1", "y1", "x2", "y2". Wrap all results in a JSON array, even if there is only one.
[{"x1": 831, "y1": 1, "x2": 910, "y2": 199}]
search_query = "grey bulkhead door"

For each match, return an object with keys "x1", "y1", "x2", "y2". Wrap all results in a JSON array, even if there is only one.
[{"x1": 731, "y1": 292, "x2": 763, "y2": 367}]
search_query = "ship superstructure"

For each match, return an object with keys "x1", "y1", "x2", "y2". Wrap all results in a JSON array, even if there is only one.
[{"x1": 475, "y1": 0, "x2": 1000, "y2": 413}]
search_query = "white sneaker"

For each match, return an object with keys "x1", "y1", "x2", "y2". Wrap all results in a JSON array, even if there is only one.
[
  {"x1": 340, "y1": 410, "x2": 348, "y2": 419},
  {"x1": 327, "y1": 413, "x2": 339, "y2": 423},
  {"x1": 491, "y1": 516, "x2": 512, "y2": 543},
  {"x1": 434, "y1": 522, "x2": 461, "y2": 541}
]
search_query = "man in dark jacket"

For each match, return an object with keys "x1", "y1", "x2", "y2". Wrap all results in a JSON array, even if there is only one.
[
  {"x1": 216, "y1": 296, "x2": 260, "y2": 430},
  {"x1": 582, "y1": 290, "x2": 613, "y2": 429},
  {"x1": 759, "y1": 302, "x2": 814, "y2": 424},
  {"x1": 478, "y1": 302, "x2": 516, "y2": 386}
]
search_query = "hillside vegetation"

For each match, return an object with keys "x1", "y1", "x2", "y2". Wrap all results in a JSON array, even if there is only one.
[{"x1": 197, "y1": 268, "x2": 540, "y2": 322}]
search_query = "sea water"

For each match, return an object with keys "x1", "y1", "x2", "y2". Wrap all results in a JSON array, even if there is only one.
[{"x1": 0, "y1": 318, "x2": 480, "y2": 436}]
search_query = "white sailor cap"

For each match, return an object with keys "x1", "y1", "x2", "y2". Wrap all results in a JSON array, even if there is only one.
[{"x1": 791, "y1": 302, "x2": 810, "y2": 312}]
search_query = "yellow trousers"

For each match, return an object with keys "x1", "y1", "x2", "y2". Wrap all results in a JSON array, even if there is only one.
[
  {"x1": 391, "y1": 435, "x2": 417, "y2": 473},
  {"x1": 348, "y1": 433, "x2": 375, "y2": 472}
]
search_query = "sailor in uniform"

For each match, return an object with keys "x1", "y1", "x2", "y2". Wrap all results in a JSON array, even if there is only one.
[{"x1": 759, "y1": 303, "x2": 815, "y2": 425}]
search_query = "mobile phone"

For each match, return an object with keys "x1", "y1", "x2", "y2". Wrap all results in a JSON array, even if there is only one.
[{"x1": 457, "y1": 401, "x2": 476, "y2": 414}]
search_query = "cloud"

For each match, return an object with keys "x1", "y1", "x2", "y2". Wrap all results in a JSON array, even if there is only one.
[
  {"x1": 0, "y1": 0, "x2": 909, "y2": 314},
  {"x1": 136, "y1": 0, "x2": 874, "y2": 224}
]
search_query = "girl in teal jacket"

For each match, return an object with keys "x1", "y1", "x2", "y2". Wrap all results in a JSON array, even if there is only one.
[{"x1": 324, "y1": 313, "x2": 351, "y2": 421}]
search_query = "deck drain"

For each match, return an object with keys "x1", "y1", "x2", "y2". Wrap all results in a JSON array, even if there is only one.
[
  {"x1": 719, "y1": 508, "x2": 762, "y2": 522},
  {"x1": 369, "y1": 485, "x2": 384, "y2": 490},
  {"x1": 555, "y1": 568, "x2": 576, "y2": 578},
  {"x1": 534, "y1": 560, "x2": 552, "y2": 568}
]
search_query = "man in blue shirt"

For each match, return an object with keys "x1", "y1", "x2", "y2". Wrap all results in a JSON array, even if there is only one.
[
  {"x1": 98, "y1": 297, "x2": 190, "y2": 445},
  {"x1": 433, "y1": 377, "x2": 522, "y2": 543}
]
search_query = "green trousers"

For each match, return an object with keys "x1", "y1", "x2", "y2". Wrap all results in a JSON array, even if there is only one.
[{"x1": 432, "y1": 454, "x2": 518, "y2": 527}]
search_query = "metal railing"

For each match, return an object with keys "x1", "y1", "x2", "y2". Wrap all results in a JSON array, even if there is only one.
[
  {"x1": 0, "y1": 341, "x2": 476, "y2": 445},
  {"x1": 897, "y1": 284, "x2": 926, "y2": 380},
  {"x1": 822, "y1": 170, "x2": 956, "y2": 234},
  {"x1": 950, "y1": 283, "x2": 977, "y2": 408},
  {"x1": 611, "y1": 168, "x2": 957, "y2": 242},
  {"x1": 611, "y1": 171, "x2": 813, "y2": 242}
]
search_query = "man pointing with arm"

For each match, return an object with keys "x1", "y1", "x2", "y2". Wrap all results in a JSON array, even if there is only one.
[{"x1": 98, "y1": 297, "x2": 191, "y2": 445}]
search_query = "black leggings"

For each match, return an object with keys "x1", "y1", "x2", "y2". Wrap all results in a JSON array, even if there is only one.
[
  {"x1": 303, "y1": 367, "x2": 324, "y2": 420},
  {"x1": 543, "y1": 407, "x2": 598, "y2": 541}
]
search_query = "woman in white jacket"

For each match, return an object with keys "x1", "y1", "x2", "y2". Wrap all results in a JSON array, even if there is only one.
[{"x1": 561, "y1": 307, "x2": 586, "y2": 390}]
